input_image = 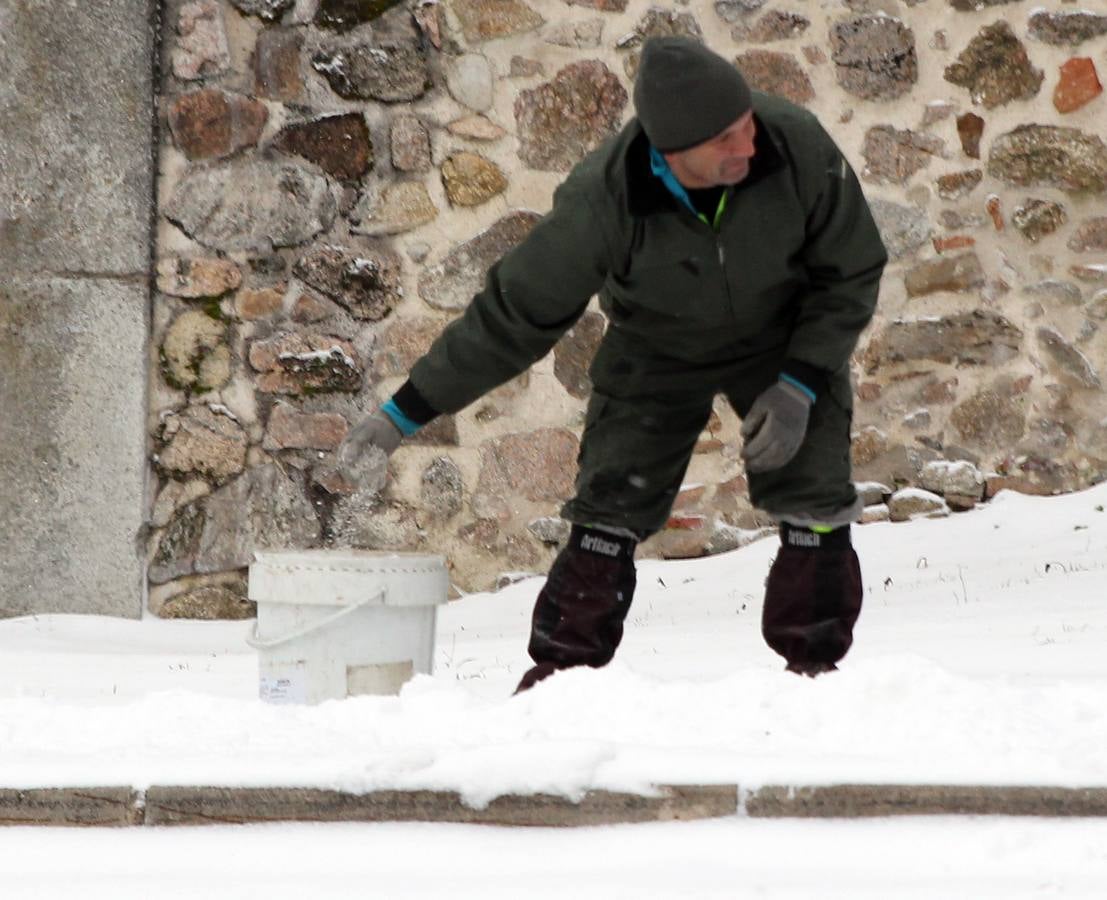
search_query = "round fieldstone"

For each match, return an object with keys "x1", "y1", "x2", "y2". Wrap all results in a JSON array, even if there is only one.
[
  {"x1": 1087, "y1": 289, "x2": 1107, "y2": 320},
  {"x1": 510, "y1": 56, "x2": 544, "y2": 78},
  {"x1": 936, "y1": 170, "x2": 983, "y2": 200},
  {"x1": 869, "y1": 199, "x2": 932, "y2": 260},
  {"x1": 888, "y1": 489, "x2": 949, "y2": 522},
  {"x1": 329, "y1": 494, "x2": 422, "y2": 551},
  {"x1": 441, "y1": 152, "x2": 508, "y2": 207},
  {"x1": 1012, "y1": 199, "x2": 1067, "y2": 242},
  {"x1": 158, "y1": 581, "x2": 255, "y2": 620},
  {"x1": 944, "y1": 22, "x2": 1043, "y2": 109},
  {"x1": 149, "y1": 502, "x2": 207, "y2": 584},
  {"x1": 445, "y1": 54, "x2": 494, "y2": 112},
  {"x1": 514, "y1": 60, "x2": 628, "y2": 172},
  {"x1": 350, "y1": 181, "x2": 438, "y2": 236},
  {"x1": 248, "y1": 332, "x2": 362, "y2": 395},
  {"x1": 1037, "y1": 326, "x2": 1101, "y2": 388},
  {"x1": 151, "y1": 463, "x2": 321, "y2": 583},
  {"x1": 939, "y1": 209, "x2": 988, "y2": 230},
  {"x1": 421, "y1": 456, "x2": 464, "y2": 518},
  {"x1": 255, "y1": 28, "x2": 303, "y2": 102},
  {"x1": 1054, "y1": 58, "x2": 1103, "y2": 114},
  {"x1": 950, "y1": 388, "x2": 1026, "y2": 448},
  {"x1": 293, "y1": 244, "x2": 403, "y2": 321},
  {"x1": 451, "y1": 0, "x2": 544, "y2": 44},
  {"x1": 862, "y1": 126, "x2": 944, "y2": 184},
  {"x1": 987, "y1": 125, "x2": 1107, "y2": 194},
  {"x1": 272, "y1": 113, "x2": 373, "y2": 183},
  {"x1": 1028, "y1": 11, "x2": 1107, "y2": 47},
  {"x1": 553, "y1": 311, "x2": 605, "y2": 399},
  {"x1": 235, "y1": 286, "x2": 285, "y2": 321},
  {"x1": 919, "y1": 460, "x2": 985, "y2": 499},
  {"x1": 544, "y1": 17, "x2": 605, "y2": 49},
  {"x1": 230, "y1": 0, "x2": 293, "y2": 21},
  {"x1": 158, "y1": 405, "x2": 248, "y2": 482},
  {"x1": 565, "y1": 0, "x2": 625, "y2": 8},
  {"x1": 733, "y1": 11, "x2": 810, "y2": 43},
  {"x1": 904, "y1": 252, "x2": 986, "y2": 297},
  {"x1": 291, "y1": 290, "x2": 341, "y2": 324},
  {"x1": 956, "y1": 112, "x2": 985, "y2": 159},
  {"x1": 263, "y1": 403, "x2": 348, "y2": 452},
  {"x1": 419, "y1": 211, "x2": 541, "y2": 311},
  {"x1": 1070, "y1": 264, "x2": 1107, "y2": 284},
  {"x1": 447, "y1": 115, "x2": 507, "y2": 142},
  {"x1": 312, "y1": 40, "x2": 431, "y2": 103},
  {"x1": 373, "y1": 316, "x2": 444, "y2": 377},
  {"x1": 618, "y1": 9, "x2": 703, "y2": 79},
  {"x1": 949, "y1": 0, "x2": 1025, "y2": 9},
  {"x1": 714, "y1": 0, "x2": 769, "y2": 23},
  {"x1": 1068, "y1": 217, "x2": 1107, "y2": 252},
  {"x1": 161, "y1": 310, "x2": 231, "y2": 393},
  {"x1": 860, "y1": 504, "x2": 890, "y2": 524},
  {"x1": 863, "y1": 311, "x2": 1023, "y2": 370},
  {"x1": 735, "y1": 50, "x2": 813, "y2": 106},
  {"x1": 474, "y1": 429, "x2": 579, "y2": 504},
  {"x1": 527, "y1": 516, "x2": 571, "y2": 545},
  {"x1": 168, "y1": 89, "x2": 268, "y2": 161},
  {"x1": 314, "y1": 0, "x2": 405, "y2": 31},
  {"x1": 156, "y1": 257, "x2": 241, "y2": 299},
  {"x1": 390, "y1": 115, "x2": 431, "y2": 173},
  {"x1": 164, "y1": 160, "x2": 336, "y2": 253},
  {"x1": 406, "y1": 416, "x2": 461, "y2": 448},
  {"x1": 1022, "y1": 279, "x2": 1083, "y2": 305},
  {"x1": 922, "y1": 101, "x2": 957, "y2": 128},
  {"x1": 831, "y1": 15, "x2": 918, "y2": 101},
  {"x1": 173, "y1": 0, "x2": 230, "y2": 81},
  {"x1": 151, "y1": 479, "x2": 210, "y2": 528}
]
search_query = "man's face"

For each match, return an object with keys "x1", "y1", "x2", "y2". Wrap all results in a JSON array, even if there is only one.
[{"x1": 663, "y1": 111, "x2": 757, "y2": 189}]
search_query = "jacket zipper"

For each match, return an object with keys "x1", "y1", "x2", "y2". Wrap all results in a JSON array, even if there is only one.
[{"x1": 713, "y1": 194, "x2": 734, "y2": 320}]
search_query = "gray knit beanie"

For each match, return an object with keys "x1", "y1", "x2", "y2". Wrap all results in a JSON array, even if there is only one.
[{"x1": 633, "y1": 36, "x2": 753, "y2": 152}]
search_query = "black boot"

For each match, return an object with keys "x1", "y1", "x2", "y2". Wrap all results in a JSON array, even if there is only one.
[
  {"x1": 515, "y1": 524, "x2": 637, "y2": 693},
  {"x1": 762, "y1": 523, "x2": 862, "y2": 676}
]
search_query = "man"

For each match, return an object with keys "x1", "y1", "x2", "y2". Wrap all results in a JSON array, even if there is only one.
[{"x1": 340, "y1": 37, "x2": 888, "y2": 692}]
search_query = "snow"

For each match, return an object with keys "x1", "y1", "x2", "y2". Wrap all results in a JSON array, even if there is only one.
[
  {"x1": 4, "y1": 485, "x2": 1107, "y2": 800},
  {"x1": 5, "y1": 486, "x2": 1107, "y2": 892},
  {"x1": 891, "y1": 486, "x2": 948, "y2": 504},
  {"x1": 5, "y1": 818, "x2": 1107, "y2": 900}
]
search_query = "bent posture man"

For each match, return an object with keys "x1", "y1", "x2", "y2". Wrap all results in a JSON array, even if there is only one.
[{"x1": 341, "y1": 37, "x2": 888, "y2": 692}]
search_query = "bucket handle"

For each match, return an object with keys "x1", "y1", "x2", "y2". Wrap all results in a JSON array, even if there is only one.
[{"x1": 246, "y1": 587, "x2": 386, "y2": 651}]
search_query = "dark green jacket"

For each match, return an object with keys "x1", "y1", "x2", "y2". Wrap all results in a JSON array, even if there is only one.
[{"x1": 400, "y1": 92, "x2": 886, "y2": 420}]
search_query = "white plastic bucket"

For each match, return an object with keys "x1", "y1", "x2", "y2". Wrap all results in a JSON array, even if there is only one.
[{"x1": 247, "y1": 550, "x2": 448, "y2": 704}]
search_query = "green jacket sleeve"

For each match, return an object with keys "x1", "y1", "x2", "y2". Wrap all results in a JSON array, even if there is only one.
[
  {"x1": 785, "y1": 123, "x2": 887, "y2": 379},
  {"x1": 408, "y1": 177, "x2": 613, "y2": 415}
]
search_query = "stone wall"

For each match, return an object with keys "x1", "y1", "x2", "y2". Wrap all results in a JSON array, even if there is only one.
[{"x1": 146, "y1": 0, "x2": 1107, "y2": 613}]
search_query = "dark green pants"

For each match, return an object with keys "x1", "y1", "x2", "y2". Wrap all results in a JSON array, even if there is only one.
[{"x1": 561, "y1": 357, "x2": 857, "y2": 538}]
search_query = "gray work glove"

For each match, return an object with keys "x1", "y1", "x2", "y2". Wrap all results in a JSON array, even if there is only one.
[
  {"x1": 740, "y1": 380, "x2": 813, "y2": 473},
  {"x1": 338, "y1": 408, "x2": 403, "y2": 467}
]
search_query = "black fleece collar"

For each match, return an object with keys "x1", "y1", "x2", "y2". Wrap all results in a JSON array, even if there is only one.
[{"x1": 625, "y1": 113, "x2": 787, "y2": 219}]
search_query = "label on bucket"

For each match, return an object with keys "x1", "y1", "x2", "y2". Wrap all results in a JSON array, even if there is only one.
[{"x1": 260, "y1": 663, "x2": 308, "y2": 704}]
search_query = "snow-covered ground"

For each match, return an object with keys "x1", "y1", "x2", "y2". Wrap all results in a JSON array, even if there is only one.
[
  {"x1": 5, "y1": 817, "x2": 1107, "y2": 900},
  {"x1": 3, "y1": 484, "x2": 1107, "y2": 795},
  {"x1": 2, "y1": 484, "x2": 1107, "y2": 896}
]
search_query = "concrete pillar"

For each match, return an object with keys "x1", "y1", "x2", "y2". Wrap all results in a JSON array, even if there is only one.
[{"x1": 0, "y1": 2, "x2": 155, "y2": 617}]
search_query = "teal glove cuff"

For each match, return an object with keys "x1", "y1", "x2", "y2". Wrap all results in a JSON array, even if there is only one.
[
  {"x1": 381, "y1": 398, "x2": 421, "y2": 437},
  {"x1": 779, "y1": 373, "x2": 816, "y2": 405}
]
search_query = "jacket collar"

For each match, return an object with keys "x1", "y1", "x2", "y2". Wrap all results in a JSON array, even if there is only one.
[{"x1": 625, "y1": 113, "x2": 787, "y2": 219}]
